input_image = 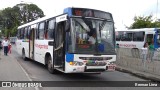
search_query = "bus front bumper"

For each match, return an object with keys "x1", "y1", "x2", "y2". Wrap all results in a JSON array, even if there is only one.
[{"x1": 65, "y1": 65, "x2": 116, "y2": 73}]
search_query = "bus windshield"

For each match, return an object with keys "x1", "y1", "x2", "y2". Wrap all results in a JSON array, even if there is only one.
[{"x1": 67, "y1": 17, "x2": 116, "y2": 55}]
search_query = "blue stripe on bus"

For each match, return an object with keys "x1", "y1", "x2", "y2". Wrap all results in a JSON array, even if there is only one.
[
  {"x1": 66, "y1": 53, "x2": 74, "y2": 62},
  {"x1": 63, "y1": 7, "x2": 72, "y2": 16}
]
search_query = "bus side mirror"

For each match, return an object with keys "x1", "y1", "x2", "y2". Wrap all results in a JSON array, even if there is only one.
[{"x1": 65, "y1": 20, "x2": 70, "y2": 32}]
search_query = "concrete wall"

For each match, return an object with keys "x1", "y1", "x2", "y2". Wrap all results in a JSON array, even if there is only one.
[{"x1": 116, "y1": 48, "x2": 160, "y2": 76}]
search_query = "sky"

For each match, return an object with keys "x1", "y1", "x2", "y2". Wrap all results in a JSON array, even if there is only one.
[{"x1": 0, "y1": 0, "x2": 160, "y2": 30}]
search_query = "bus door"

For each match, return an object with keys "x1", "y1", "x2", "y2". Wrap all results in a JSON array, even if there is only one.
[
  {"x1": 54, "y1": 15, "x2": 67, "y2": 70},
  {"x1": 146, "y1": 34, "x2": 153, "y2": 45},
  {"x1": 29, "y1": 28, "x2": 35, "y2": 59}
]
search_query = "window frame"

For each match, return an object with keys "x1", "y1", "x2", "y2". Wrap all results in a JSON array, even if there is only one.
[{"x1": 38, "y1": 21, "x2": 45, "y2": 40}]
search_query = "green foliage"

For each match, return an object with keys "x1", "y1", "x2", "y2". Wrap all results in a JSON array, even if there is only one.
[
  {"x1": 130, "y1": 15, "x2": 160, "y2": 29},
  {"x1": 0, "y1": 3, "x2": 44, "y2": 37},
  {"x1": 13, "y1": 3, "x2": 44, "y2": 24}
]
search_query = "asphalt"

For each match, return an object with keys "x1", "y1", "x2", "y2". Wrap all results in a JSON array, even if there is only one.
[
  {"x1": 0, "y1": 49, "x2": 37, "y2": 90},
  {"x1": 116, "y1": 65, "x2": 160, "y2": 82},
  {"x1": 0, "y1": 49, "x2": 31, "y2": 81}
]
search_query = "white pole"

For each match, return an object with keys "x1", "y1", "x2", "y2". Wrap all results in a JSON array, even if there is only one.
[{"x1": 156, "y1": 0, "x2": 158, "y2": 21}]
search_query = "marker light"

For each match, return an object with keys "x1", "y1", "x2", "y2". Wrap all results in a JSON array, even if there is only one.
[{"x1": 69, "y1": 61, "x2": 83, "y2": 66}]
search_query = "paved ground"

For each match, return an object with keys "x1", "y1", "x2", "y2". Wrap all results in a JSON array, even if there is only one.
[{"x1": 0, "y1": 49, "x2": 35, "y2": 90}]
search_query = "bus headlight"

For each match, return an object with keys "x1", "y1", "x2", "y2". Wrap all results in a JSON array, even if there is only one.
[{"x1": 69, "y1": 61, "x2": 84, "y2": 66}]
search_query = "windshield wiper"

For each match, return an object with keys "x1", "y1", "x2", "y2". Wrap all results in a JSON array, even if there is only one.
[
  {"x1": 75, "y1": 18, "x2": 90, "y2": 32},
  {"x1": 99, "y1": 20, "x2": 107, "y2": 31}
]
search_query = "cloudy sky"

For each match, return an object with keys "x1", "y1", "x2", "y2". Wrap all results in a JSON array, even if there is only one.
[{"x1": 0, "y1": 0, "x2": 159, "y2": 30}]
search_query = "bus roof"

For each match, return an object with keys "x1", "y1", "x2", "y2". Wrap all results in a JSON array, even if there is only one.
[
  {"x1": 18, "y1": 14, "x2": 58, "y2": 29},
  {"x1": 63, "y1": 7, "x2": 113, "y2": 20},
  {"x1": 18, "y1": 7, "x2": 113, "y2": 29},
  {"x1": 116, "y1": 28, "x2": 160, "y2": 32}
]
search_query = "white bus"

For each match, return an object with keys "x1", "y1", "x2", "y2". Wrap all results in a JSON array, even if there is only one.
[
  {"x1": 116, "y1": 28, "x2": 160, "y2": 58},
  {"x1": 116, "y1": 28, "x2": 160, "y2": 49},
  {"x1": 16, "y1": 7, "x2": 116, "y2": 74}
]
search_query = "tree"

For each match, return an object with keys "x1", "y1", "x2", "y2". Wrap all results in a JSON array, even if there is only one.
[
  {"x1": 0, "y1": 3, "x2": 44, "y2": 37},
  {"x1": 13, "y1": 3, "x2": 44, "y2": 24},
  {"x1": 130, "y1": 15, "x2": 160, "y2": 29},
  {"x1": 0, "y1": 7, "x2": 14, "y2": 38}
]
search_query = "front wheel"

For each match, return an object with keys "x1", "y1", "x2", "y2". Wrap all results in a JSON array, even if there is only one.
[{"x1": 47, "y1": 56, "x2": 56, "y2": 74}]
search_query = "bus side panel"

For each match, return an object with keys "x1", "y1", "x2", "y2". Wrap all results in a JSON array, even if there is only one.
[
  {"x1": 34, "y1": 40, "x2": 53, "y2": 64},
  {"x1": 22, "y1": 41, "x2": 29, "y2": 58},
  {"x1": 16, "y1": 40, "x2": 23, "y2": 55}
]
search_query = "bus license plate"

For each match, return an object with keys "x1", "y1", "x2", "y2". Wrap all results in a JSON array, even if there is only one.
[{"x1": 107, "y1": 65, "x2": 116, "y2": 71}]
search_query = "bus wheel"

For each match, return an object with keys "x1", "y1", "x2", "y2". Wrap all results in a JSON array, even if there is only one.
[
  {"x1": 47, "y1": 56, "x2": 55, "y2": 74},
  {"x1": 22, "y1": 49, "x2": 26, "y2": 61}
]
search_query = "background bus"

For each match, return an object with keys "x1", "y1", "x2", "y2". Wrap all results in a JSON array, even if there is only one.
[
  {"x1": 116, "y1": 28, "x2": 160, "y2": 58},
  {"x1": 16, "y1": 7, "x2": 116, "y2": 74},
  {"x1": 116, "y1": 28, "x2": 160, "y2": 49}
]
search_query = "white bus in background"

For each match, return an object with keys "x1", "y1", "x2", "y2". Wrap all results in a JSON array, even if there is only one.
[
  {"x1": 116, "y1": 28, "x2": 160, "y2": 58},
  {"x1": 16, "y1": 7, "x2": 116, "y2": 74}
]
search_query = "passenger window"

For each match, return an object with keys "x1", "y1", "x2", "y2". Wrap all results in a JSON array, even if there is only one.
[
  {"x1": 38, "y1": 22, "x2": 45, "y2": 39},
  {"x1": 24, "y1": 27, "x2": 28, "y2": 39},
  {"x1": 133, "y1": 32, "x2": 144, "y2": 41},
  {"x1": 27, "y1": 26, "x2": 31, "y2": 39},
  {"x1": 20, "y1": 28, "x2": 24, "y2": 39},
  {"x1": 47, "y1": 19, "x2": 55, "y2": 39}
]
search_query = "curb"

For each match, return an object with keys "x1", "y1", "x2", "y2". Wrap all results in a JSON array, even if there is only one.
[{"x1": 115, "y1": 67, "x2": 160, "y2": 82}]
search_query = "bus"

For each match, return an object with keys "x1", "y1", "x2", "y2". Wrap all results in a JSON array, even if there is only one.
[
  {"x1": 16, "y1": 7, "x2": 116, "y2": 74},
  {"x1": 116, "y1": 28, "x2": 160, "y2": 58},
  {"x1": 116, "y1": 28, "x2": 160, "y2": 49}
]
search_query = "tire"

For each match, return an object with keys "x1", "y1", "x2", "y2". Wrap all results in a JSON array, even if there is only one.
[
  {"x1": 47, "y1": 56, "x2": 56, "y2": 74},
  {"x1": 22, "y1": 49, "x2": 26, "y2": 61}
]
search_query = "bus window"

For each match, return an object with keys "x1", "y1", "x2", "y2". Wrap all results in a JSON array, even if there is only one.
[
  {"x1": 121, "y1": 31, "x2": 132, "y2": 41},
  {"x1": 133, "y1": 32, "x2": 144, "y2": 41},
  {"x1": 17, "y1": 29, "x2": 21, "y2": 39},
  {"x1": 116, "y1": 31, "x2": 123, "y2": 41},
  {"x1": 38, "y1": 22, "x2": 45, "y2": 39},
  {"x1": 47, "y1": 19, "x2": 55, "y2": 39},
  {"x1": 28, "y1": 26, "x2": 31, "y2": 39},
  {"x1": 115, "y1": 32, "x2": 120, "y2": 41},
  {"x1": 44, "y1": 21, "x2": 49, "y2": 39},
  {"x1": 20, "y1": 28, "x2": 24, "y2": 39},
  {"x1": 24, "y1": 27, "x2": 28, "y2": 39},
  {"x1": 146, "y1": 34, "x2": 153, "y2": 45}
]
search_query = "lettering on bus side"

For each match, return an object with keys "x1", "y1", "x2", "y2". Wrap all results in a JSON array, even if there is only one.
[
  {"x1": 35, "y1": 44, "x2": 48, "y2": 49},
  {"x1": 56, "y1": 14, "x2": 67, "y2": 23},
  {"x1": 119, "y1": 44, "x2": 136, "y2": 48}
]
